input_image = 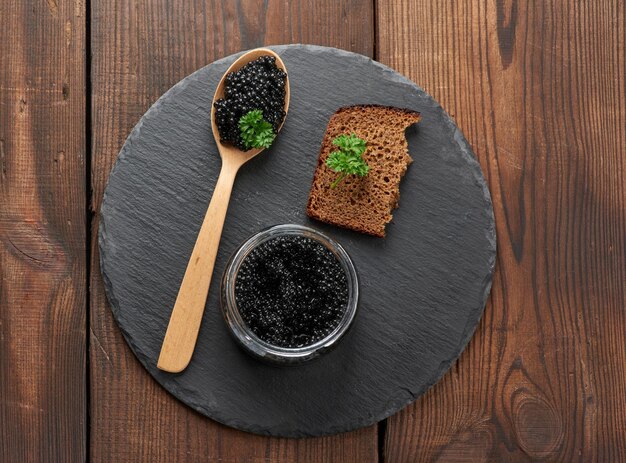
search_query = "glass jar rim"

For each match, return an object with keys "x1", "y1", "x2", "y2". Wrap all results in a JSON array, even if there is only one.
[{"x1": 221, "y1": 224, "x2": 359, "y2": 363}]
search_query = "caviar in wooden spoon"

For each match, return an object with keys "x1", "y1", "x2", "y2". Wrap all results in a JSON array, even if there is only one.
[{"x1": 157, "y1": 48, "x2": 290, "y2": 373}]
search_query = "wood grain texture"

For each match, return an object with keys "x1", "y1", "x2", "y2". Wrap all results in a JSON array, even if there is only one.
[
  {"x1": 90, "y1": 1, "x2": 376, "y2": 461},
  {"x1": 377, "y1": 0, "x2": 626, "y2": 461},
  {"x1": 0, "y1": 0, "x2": 86, "y2": 461}
]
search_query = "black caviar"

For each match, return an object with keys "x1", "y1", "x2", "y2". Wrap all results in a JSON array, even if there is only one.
[
  {"x1": 214, "y1": 55, "x2": 287, "y2": 150},
  {"x1": 234, "y1": 235, "x2": 349, "y2": 348}
]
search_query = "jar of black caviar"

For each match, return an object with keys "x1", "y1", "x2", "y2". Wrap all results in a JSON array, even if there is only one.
[{"x1": 221, "y1": 224, "x2": 359, "y2": 365}]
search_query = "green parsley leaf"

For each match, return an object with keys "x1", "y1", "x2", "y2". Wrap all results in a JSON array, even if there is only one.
[
  {"x1": 326, "y1": 133, "x2": 369, "y2": 188},
  {"x1": 239, "y1": 110, "x2": 276, "y2": 150}
]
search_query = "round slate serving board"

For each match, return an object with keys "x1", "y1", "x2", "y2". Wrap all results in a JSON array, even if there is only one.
[{"x1": 99, "y1": 44, "x2": 496, "y2": 437}]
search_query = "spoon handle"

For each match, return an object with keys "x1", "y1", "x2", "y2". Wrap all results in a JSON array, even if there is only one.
[{"x1": 157, "y1": 160, "x2": 239, "y2": 372}]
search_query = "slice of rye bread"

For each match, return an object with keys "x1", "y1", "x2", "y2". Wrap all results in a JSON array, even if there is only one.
[{"x1": 306, "y1": 105, "x2": 420, "y2": 237}]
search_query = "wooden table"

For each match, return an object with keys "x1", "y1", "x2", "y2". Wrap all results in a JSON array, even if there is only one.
[{"x1": 1, "y1": 1, "x2": 624, "y2": 461}]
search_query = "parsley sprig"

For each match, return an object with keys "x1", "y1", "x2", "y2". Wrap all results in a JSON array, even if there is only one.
[
  {"x1": 326, "y1": 133, "x2": 369, "y2": 188},
  {"x1": 239, "y1": 110, "x2": 275, "y2": 150}
]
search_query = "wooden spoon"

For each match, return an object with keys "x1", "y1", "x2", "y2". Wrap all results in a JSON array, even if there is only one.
[{"x1": 157, "y1": 48, "x2": 290, "y2": 373}]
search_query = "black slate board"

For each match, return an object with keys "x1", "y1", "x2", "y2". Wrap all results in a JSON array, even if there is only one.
[{"x1": 99, "y1": 44, "x2": 496, "y2": 437}]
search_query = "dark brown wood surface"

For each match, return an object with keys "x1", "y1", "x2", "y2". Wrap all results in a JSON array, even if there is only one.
[
  {"x1": 89, "y1": 1, "x2": 377, "y2": 462},
  {"x1": 0, "y1": 0, "x2": 86, "y2": 461},
  {"x1": 378, "y1": 1, "x2": 626, "y2": 461},
  {"x1": 1, "y1": 0, "x2": 625, "y2": 461}
]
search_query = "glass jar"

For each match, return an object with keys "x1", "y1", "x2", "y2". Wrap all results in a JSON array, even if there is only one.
[{"x1": 221, "y1": 224, "x2": 359, "y2": 365}]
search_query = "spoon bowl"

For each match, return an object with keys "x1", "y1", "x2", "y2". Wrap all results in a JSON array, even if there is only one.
[
  {"x1": 210, "y1": 48, "x2": 290, "y2": 164},
  {"x1": 158, "y1": 48, "x2": 290, "y2": 373}
]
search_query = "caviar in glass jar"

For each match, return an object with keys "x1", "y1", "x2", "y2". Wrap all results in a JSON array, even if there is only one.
[{"x1": 234, "y1": 235, "x2": 349, "y2": 348}]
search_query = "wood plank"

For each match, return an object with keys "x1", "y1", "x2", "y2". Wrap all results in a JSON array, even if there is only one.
[
  {"x1": 0, "y1": 0, "x2": 86, "y2": 461},
  {"x1": 377, "y1": 0, "x2": 626, "y2": 461},
  {"x1": 90, "y1": 1, "x2": 377, "y2": 461}
]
